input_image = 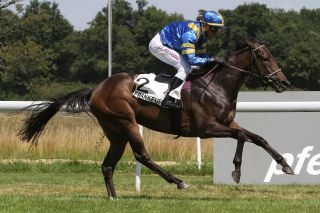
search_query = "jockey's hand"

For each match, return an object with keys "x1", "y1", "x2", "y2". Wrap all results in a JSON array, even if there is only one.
[{"x1": 208, "y1": 57, "x2": 227, "y2": 67}]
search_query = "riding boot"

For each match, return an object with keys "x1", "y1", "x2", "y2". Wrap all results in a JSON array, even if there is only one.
[{"x1": 162, "y1": 77, "x2": 184, "y2": 109}]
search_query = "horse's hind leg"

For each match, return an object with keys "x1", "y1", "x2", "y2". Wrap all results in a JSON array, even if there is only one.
[
  {"x1": 101, "y1": 129, "x2": 128, "y2": 200},
  {"x1": 124, "y1": 121, "x2": 189, "y2": 189}
]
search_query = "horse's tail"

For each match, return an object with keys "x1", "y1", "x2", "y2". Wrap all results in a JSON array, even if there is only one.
[{"x1": 18, "y1": 88, "x2": 93, "y2": 144}]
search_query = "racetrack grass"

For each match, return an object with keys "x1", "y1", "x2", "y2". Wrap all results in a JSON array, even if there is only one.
[
  {"x1": 0, "y1": 165, "x2": 319, "y2": 213},
  {"x1": 0, "y1": 113, "x2": 213, "y2": 162},
  {"x1": 0, "y1": 160, "x2": 213, "y2": 176}
]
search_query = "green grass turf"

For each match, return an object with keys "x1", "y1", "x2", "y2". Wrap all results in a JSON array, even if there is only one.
[{"x1": 0, "y1": 163, "x2": 319, "y2": 212}]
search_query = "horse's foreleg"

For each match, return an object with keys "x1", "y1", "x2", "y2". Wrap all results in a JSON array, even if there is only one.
[
  {"x1": 229, "y1": 121, "x2": 246, "y2": 183},
  {"x1": 239, "y1": 126, "x2": 294, "y2": 175},
  {"x1": 101, "y1": 129, "x2": 128, "y2": 200},
  {"x1": 201, "y1": 122, "x2": 250, "y2": 141},
  {"x1": 232, "y1": 140, "x2": 244, "y2": 183},
  {"x1": 125, "y1": 122, "x2": 189, "y2": 190},
  {"x1": 201, "y1": 121, "x2": 252, "y2": 183}
]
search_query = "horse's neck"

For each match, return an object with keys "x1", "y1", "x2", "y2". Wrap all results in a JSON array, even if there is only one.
[{"x1": 200, "y1": 50, "x2": 251, "y2": 102}]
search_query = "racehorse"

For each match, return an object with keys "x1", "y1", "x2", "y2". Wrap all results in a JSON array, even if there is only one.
[{"x1": 18, "y1": 36, "x2": 294, "y2": 200}]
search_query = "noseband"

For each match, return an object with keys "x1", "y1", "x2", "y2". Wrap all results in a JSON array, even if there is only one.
[{"x1": 227, "y1": 45, "x2": 282, "y2": 83}]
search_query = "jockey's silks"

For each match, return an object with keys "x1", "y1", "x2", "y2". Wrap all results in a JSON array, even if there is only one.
[{"x1": 159, "y1": 21, "x2": 209, "y2": 66}]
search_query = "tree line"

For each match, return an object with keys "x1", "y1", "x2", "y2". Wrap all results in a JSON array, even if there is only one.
[{"x1": 0, "y1": 0, "x2": 319, "y2": 100}]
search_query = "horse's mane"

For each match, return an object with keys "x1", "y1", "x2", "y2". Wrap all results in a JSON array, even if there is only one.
[{"x1": 227, "y1": 45, "x2": 249, "y2": 60}]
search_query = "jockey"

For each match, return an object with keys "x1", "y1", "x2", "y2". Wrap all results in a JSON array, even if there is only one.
[{"x1": 149, "y1": 11, "x2": 227, "y2": 109}]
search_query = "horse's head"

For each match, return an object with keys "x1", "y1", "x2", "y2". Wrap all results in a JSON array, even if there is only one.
[{"x1": 243, "y1": 36, "x2": 290, "y2": 93}]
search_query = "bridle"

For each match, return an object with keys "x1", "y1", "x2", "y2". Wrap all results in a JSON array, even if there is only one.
[
  {"x1": 227, "y1": 45, "x2": 282, "y2": 84},
  {"x1": 199, "y1": 44, "x2": 282, "y2": 98}
]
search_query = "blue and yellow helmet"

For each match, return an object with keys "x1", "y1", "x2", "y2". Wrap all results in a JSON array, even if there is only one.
[{"x1": 200, "y1": 11, "x2": 226, "y2": 29}]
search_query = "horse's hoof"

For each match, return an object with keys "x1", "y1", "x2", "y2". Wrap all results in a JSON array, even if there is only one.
[
  {"x1": 282, "y1": 166, "x2": 294, "y2": 175},
  {"x1": 177, "y1": 182, "x2": 189, "y2": 190},
  {"x1": 109, "y1": 196, "x2": 118, "y2": 201},
  {"x1": 232, "y1": 171, "x2": 241, "y2": 184}
]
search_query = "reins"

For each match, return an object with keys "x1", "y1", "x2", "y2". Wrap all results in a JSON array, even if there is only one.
[{"x1": 227, "y1": 64, "x2": 282, "y2": 83}]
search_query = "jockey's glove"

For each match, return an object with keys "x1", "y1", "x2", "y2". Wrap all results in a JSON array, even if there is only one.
[{"x1": 208, "y1": 57, "x2": 227, "y2": 67}]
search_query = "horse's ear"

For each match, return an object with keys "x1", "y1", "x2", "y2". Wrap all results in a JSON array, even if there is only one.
[{"x1": 244, "y1": 35, "x2": 257, "y2": 47}]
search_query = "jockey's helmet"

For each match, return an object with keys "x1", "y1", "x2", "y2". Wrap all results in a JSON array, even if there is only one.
[{"x1": 200, "y1": 11, "x2": 226, "y2": 29}]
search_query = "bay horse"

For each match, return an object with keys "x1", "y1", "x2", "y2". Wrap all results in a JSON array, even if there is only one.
[{"x1": 18, "y1": 37, "x2": 294, "y2": 200}]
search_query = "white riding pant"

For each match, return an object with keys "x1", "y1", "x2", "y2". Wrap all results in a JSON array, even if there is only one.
[{"x1": 149, "y1": 33, "x2": 191, "y2": 100}]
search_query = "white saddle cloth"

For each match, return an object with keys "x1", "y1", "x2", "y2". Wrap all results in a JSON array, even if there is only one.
[{"x1": 133, "y1": 73, "x2": 178, "y2": 106}]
